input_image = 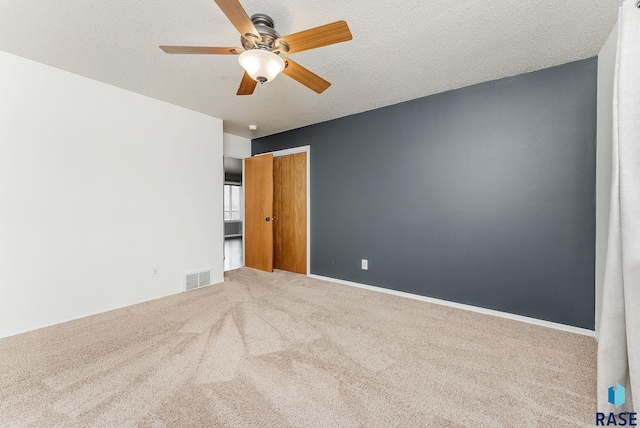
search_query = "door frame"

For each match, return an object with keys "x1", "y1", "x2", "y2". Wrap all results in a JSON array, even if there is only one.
[{"x1": 263, "y1": 146, "x2": 310, "y2": 275}]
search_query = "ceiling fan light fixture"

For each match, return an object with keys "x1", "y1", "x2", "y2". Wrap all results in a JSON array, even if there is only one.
[{"x1": 238, "y1": 49, "x2": 285, "y2": 83}]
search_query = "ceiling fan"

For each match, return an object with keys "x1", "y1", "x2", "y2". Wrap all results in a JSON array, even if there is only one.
[{"x1": 159, "y1": 0, "x2": 353, "y2": 95}]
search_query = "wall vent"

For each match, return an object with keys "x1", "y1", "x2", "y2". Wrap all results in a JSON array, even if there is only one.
[{"x1": 184, "y1": 268, "x2": 213, "y2": 291}]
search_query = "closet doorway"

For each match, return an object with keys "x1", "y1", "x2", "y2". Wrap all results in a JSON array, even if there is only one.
[{"x1": 245, "y1": 147, "x2": 309, "y2": 275}]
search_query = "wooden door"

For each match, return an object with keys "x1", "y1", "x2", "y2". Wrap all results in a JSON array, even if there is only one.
[
  {"x1": 244, "y1": 154, "x2": 274, "y2": 272},
  {"x1": 273, "y1": 153, "x2": 307, "y2": 274}
]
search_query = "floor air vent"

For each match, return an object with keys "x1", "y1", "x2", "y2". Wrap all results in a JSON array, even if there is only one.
[{"x1": 184, "y1": 269, "x2": 212, "y2": 291}]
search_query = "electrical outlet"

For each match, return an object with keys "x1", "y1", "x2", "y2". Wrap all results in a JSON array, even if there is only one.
[
  {"x1": 152, "y1": 267, "x2": 159, "y2": 278},
  {"x1": 361, "y1": 259, "x2": 368, "y2": 270}
]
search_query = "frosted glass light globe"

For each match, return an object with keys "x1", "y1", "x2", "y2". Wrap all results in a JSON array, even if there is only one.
[{"x1": 238, "y1": 50, "x2": 285, "y2": 83}]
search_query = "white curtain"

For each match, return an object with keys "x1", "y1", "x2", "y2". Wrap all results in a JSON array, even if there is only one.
[{"x1": 597, "y1": 0, "x2": 640, "y2": 413}]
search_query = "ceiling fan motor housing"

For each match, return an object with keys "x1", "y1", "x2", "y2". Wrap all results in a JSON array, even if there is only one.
[{"x1": 241, "y1": 14, "x2": 289, "y2": 54}]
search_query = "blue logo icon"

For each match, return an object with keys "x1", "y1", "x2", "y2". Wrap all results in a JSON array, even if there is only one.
[{"x1": 608, "y1": 383, "x2": 626, "y2": 408}]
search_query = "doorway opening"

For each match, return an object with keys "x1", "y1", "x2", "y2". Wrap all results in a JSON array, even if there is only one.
[{"x1": 224, "y1": 156, "x2": 244, "y2": 271}]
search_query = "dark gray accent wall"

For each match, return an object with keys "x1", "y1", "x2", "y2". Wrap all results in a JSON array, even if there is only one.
[{"x1": 253, "y1": 58, "x2": 597, "y2": 329}]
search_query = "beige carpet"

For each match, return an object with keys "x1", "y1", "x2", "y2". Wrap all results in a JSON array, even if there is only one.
[{"x1": 0, "y1": 268, "x2": 596, "y2": 427}]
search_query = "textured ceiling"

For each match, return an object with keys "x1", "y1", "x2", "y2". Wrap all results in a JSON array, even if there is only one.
[{"x1": 0, "y1": 0, "x2": 621, "y2": 138}]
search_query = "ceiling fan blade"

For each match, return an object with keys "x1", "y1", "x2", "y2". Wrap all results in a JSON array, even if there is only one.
[
  {"x1": 282, "y1": 58, "x2": 331, "y2": 94},
  {"x1": 159, "y1": 46, "x2": 243, "y2": 55},
  {"x1": 278, "y1": 21, "x2": 352, "y2": 54},
  {"x1": 213, "y1": 0, "x2": 261, "y2": 41},
  {"x1": 237, "y1": 71, "x2": 257, "y2": 95}
]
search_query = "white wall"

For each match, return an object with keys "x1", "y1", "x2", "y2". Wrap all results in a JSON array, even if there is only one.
[
  {"x1": 0, "y1": 51, "x2": 224, "y2": 339},
  {"x1": 223, "y1": 133, "x2": 251, "y2": 158},
  {"x1": 595, "y1": 23, "x2": 618, "y2": 338}
]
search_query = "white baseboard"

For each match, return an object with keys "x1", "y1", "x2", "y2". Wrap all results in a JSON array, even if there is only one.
[{"x1": 308, "y1": 274, "x2": 595, "y2": 337}]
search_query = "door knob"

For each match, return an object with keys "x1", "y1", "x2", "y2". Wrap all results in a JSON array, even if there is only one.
[{"x1": 265, "y1": 217, "x2": 271, "y2": 221}]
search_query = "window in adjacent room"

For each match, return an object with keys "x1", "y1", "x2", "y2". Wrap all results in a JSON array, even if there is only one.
[{"x1": 224, "y1": 184, "x2": 242, "y2": 221}]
